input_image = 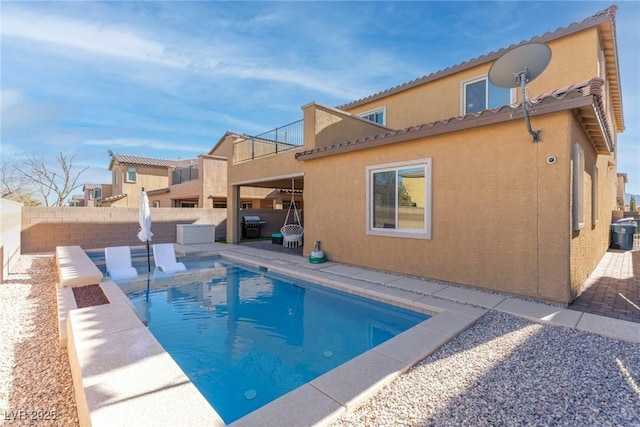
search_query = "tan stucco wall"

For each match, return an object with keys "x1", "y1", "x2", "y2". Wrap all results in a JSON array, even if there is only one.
[
  {"x1": 303, "y1": 104, "x2": 389, "y2": 150},
  {"x1": 347, "y1": 28, "x2": 602, "y2": 131},
  {"x1": 300, "y1": 112, "x2": 611, "y2": 303},
  {"x1": 20, "y1": 207, "x2": 227, "y2": 253},
  {"x1": 568, "y1": 119, "x2": 616, "y2": 298}
]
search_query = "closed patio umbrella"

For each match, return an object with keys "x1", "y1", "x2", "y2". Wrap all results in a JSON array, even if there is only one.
[{"x1": 137, "y1": 188, "x2": 153, "y2": 272}]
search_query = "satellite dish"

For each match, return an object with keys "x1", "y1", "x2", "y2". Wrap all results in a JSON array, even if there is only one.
[{"x1": 488, "y1": 43, "x2": 552, "y2": 142}]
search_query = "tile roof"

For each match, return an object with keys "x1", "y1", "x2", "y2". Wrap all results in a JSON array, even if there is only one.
[
  {"x1": 109, "y1": 153, "x2": 180, "y2": 168},
  {"x1": 337, "y1": 6, "x2": 622, "y2": 131},
  {"x1": 102, "y1": 193, "x2": 127, "y2": 202},
  {"x1": 82, "y1": 183, "x2": 103, "y2": 190},
  {"x1": 296, "y1": 77, "x2": 610, "y2": 160}
]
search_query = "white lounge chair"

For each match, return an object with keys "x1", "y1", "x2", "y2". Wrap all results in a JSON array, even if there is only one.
[
  {"x1": 152, "y1": 243, "x2": 187, "y2": 273},
  {"x1": 105, "y1": 246, "x2": 138, "y2": 280},
  {"x1": 281, "y1": 224, "x2": 304, "y2": 248}
]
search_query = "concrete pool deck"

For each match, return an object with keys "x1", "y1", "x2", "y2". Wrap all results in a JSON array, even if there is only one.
[{"x1": 59, "y1": 243, "x2": 640, "y2": 426}]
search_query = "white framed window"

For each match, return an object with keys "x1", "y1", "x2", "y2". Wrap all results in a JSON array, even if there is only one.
[
  {"x1": 95, "y1": 188, "x2": 102, "y2": 199},
  {"x1": 573, "y1": 143, "x2": 585, "y2": 231},
  {"x1": 152, "y1": 200, "x2": 160, "y2": 208},
  {"x1": 180, "y1": 201, "x2": 197, "y2": 208},
  {"x1": 358, "y1": 106, "x2": 386, "y2": 125},
  {"x1": 125, "y1": 167, "x2": 137, "y2": 183},
  {"x1": 462, "y1": 76, "x2": 512, "y2": 114},
  {"x1": 366, "y1": 158, "x2": 432, "y2": 239}
]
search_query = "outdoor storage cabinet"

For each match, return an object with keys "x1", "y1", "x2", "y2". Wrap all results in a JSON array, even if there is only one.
[
  {"x1": 610, "y1": 224, "x2": 636, "y2": 250},
  {"x1": 176, "y1": 224, "x2": 215, "y2": 245}
]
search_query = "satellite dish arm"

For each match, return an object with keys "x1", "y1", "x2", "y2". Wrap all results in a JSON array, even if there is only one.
[{"x1": 516, "y1": 70, "x2": 541, "y2": 143}]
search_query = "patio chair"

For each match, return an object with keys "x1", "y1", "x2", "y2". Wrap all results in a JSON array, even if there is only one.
[
  {"x1": 105, "y1": 246, "x2": 138, "y2": 280},
  {"x1": 152, "y1": 243, "x2": 187, "y2": 273},
  {"x1": 281, "y1": 224, "x2": 304, "y2": 248}
]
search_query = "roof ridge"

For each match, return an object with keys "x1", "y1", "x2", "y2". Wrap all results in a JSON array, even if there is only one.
[{"x1": 338, "y1": 6, "x2": 617, "y2": 110}]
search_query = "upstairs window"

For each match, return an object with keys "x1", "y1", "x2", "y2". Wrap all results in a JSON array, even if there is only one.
[
  {"x1": 359, "y1": 106, "x2": 386, "y2": 125},
  {"x1": 95, "y1": 188, "x2": 102, "y2": 199},
  {"x1": 125, "y1": 167, "x2": 137, "y2": 183},
  {"x1": 463, "y1": 76, "x2": 512, "y2": 114}
]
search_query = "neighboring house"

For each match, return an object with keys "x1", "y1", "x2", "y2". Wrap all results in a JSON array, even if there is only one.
[
  {"x1": 224, "y1": 6, "x2": 624, "y2": 304},
  {"x1": 100, "y1": 149, "x2": 272, "y2": 208},
  {"x1": 68, "y1": 195, "x2": 85, "y2": 207},
  {"x1": 101, "y1": 153, "x2": 175, "y2": 207},
  {"x1": 82, "y1": 184, "x2": 112, "y2": 207}
]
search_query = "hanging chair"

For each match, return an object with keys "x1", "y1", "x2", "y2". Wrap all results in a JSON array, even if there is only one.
[{"x1": 281, "y1": 179, "x2": 303, "y2": 248}]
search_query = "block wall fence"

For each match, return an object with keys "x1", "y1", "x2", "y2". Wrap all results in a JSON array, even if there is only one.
[
  {"x1": 1, "y1": 199, "x2": 23, "y2": 281},
  {"x1": 20, "y1": 207, "x2": 296, "y2": 254}
]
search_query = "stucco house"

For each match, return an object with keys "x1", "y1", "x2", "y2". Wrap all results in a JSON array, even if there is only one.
[
  {"x1": 224, "y1": 6, "x2": 625, "y2": 304},
  {"x1": 100, "y1": 151, "x2": 273, "y2": 208},
  {"x1": 81, "y1": 183, "x2": 112, "y2": 207}
]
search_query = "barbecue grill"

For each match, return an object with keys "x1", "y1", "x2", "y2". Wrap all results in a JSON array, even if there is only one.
[{"x1": 241, "y1": 215, "x2": 266, "y2": 239}]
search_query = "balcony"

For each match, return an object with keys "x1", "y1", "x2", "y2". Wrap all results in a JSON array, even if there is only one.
[
  {"x1": 172, "y1": 165, "x2": 199, "y2": 184},
  {"x1": 233, "y1": 119, "x2": 303, "y2": 163}
]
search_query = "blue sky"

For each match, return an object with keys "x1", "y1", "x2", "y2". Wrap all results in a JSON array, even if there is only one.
[{"x1": 1, "y1": 1, "x2": 639, "y2": 197}]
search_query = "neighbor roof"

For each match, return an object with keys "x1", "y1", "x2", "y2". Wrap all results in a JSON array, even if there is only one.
[
  {"x1": 82, "y1": 183, "x2": 103, "y2": 190},
  {"x1": 109, "y1": 153, "x2": 179, "y2": 169},
  {"x1": 338, "y1": 6, "x2": 623, "y2": 132}
]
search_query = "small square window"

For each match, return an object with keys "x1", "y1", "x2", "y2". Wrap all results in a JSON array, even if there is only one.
[
  {"x1": 358, "y1": 106, "x2": 386, "y2": 126},
  {"x1": 125, "y1": 167, "x2": 137, "y2": 183},
  {"x1": 463, "y1": 77, "x2": 512, "y2": 114}
]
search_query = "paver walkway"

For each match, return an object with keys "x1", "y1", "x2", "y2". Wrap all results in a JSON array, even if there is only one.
[{"x1": 570, "y1": 248, "x2": 640, "y2": 323}]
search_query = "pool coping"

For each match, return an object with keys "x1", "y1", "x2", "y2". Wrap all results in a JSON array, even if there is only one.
[{"x1": 59, "y1": 245, "x2": 640, "y2": 426}]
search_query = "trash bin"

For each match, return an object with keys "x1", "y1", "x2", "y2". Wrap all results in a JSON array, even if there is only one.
[{"x1": 610, "y1": 224, "x2": 636, "y2": 250}]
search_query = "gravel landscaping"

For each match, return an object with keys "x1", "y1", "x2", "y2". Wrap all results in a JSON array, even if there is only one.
[
  {"x1": 333, "y1": 311, "x2": 640, "y2": 426},
  {"x1": 1, "y1": 255, "x2": 78, "y2": 426},
  {"x1": 1, "y1": 254, "x2": 639, "y2": 426}
]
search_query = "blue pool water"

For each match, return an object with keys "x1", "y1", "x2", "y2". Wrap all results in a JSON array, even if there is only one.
[{"x1": 112, "y1": 258, "x2": 429, "y2": 423}]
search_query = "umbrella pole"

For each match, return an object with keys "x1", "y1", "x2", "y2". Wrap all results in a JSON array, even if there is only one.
[{"x1": 146, "y1": 240, "x2": 151, "y2": 272}]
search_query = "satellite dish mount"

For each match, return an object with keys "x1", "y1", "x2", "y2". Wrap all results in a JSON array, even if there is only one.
[{"x1": 489, "y1": 43, "x2": 552, "y2": 143}]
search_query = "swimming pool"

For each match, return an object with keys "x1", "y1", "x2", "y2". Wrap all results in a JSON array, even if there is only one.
[{"x1": 112, "y1": 257, "x2": 429, "y2": 423}]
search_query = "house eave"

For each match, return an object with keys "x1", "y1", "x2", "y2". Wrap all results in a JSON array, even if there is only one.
[{"x1": 297, "y1": 78, "x2": 612, "y2": 161}]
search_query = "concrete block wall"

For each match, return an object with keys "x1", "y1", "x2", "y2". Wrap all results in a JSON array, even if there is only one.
[
  {"x1": 1, "y1": 199, "x2": 23, "y2": 281},
  {"x1": 19, "y1": 207, "x2": 300, "y2": 253},
  {"x1": 21, "y1": 207, "x2": 228, "y2": 253}
]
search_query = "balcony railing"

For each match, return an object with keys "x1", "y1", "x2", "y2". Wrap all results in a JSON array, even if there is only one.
[
  {"x1": 172, "y1": 165, "x2": 199, "y2": 184},
  {"x1": 233, "y1": 119, "x2": 303, "y2": 163}
]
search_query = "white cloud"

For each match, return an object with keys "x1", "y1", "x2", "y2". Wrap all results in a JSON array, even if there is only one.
[
  {"x1": 1, "y1": 8, "x2": 188, "y2": 68},
  {"x1": 84, "y1": 138, "x2": 204, "y2": 154},
  {"x1": 0, "y1": 5, "x2": 378, "y2": 100},
  {"x1": 0, "y1": 88, "x2": 63, "y2": 134}
]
